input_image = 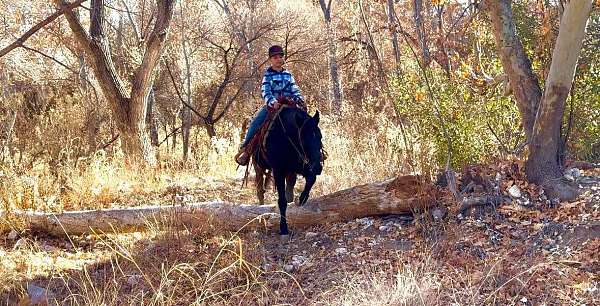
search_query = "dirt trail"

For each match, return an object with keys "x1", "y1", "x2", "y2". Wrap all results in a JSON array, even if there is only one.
[{"x1": 1, "y1": 171, "x2": 599, "y2": 305}]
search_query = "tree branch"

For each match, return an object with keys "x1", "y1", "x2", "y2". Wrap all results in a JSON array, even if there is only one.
[{"x1": 0, "y1": 0, "x2": 85, "y2": 58}]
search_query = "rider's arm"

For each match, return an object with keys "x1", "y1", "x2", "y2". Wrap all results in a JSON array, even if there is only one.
[
  {"x1": 261, "y1": 73, "x2": 277, "y2": 107},
  {"x1": 288, "y1": 74, "x2": 305, "y2": 103}
]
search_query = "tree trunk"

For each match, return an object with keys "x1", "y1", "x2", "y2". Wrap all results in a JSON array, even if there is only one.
[
  {"x1": 413, "y1": 0, "x2": 430, "y2": 66},
  {"x1": 487, "y1": 0, "x2": 542, "y2": 143},
  {"x1": 386, "y1": 0, "x2": 401, "y2": 75},
  {"x1": 179, "y1": 3, "x2": 193, "y2": 161},
  {"x1": 525, "y1": 0, "x2": 593, "y2": 201},
  {"x1": 205, "y1": 123, "x2": 217, "y2": 138},
  {"x1": 1, "y1": 109, "x2": 17, "y2": 163},
  {"x1": 55, "y1": 0, "x2": 176, "y2": 166},
  {"x1": 146, "y1": 87, "x2": 159, "y2": 146},
  {"x1": 319, "y1": 0, "x2": 343, "y2": 113},
  {"x1": 5, "y1": 175, "x2": 439, "y2": 236}
]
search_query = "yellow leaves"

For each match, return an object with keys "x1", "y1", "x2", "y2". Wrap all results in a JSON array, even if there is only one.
[
  {"x1": 431, "y1": 0, "x2": 448, "y2": 5},
  {"x1": 414, "y1": 90, "x2": 425, "y2": 102}
]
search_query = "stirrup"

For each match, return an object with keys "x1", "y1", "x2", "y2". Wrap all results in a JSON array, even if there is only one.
[{"x1": 235, "y1": 150, "x2": 250, "y2": 166}]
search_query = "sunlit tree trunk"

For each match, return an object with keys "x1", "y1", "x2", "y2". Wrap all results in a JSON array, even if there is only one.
[
  {"x1": 413, "y1": 0, "x2": 430, "y2": 66},
  {"x1": 146, "y1": 87, "x2": 159, "y2": 147},
  {"x1": 488, "y1": 0, "x2": 593, "y2": 201},
  {"x1": 180, "y1": 6, "x2": 192, "y2": 161},
  {"x1": 319, "y1": 0, "x2": 343, "y2": 113},
  {"x1": 488, "y1": 0, "x2": 542, "y2": 142},
  {"x1": 386, "y1": 0, "x2": 401, "y2": 75},
  {"x1": 1, "y1": 109, "x2": 17, "y2": 163},
  {"x1": 56, "y1": 0, "x2": 176, "y2": 166},
  {"x1": 525, "y1": 0, "x2": 593, "y2": 201}
]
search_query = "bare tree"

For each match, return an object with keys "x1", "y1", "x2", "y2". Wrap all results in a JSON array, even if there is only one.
[
  {"x1": 413, "y1": 0, "x2": 430, "y2": 66},
  {"x1": 488, "y1": 0, "x2": 543, "y2": 143},
  {"x1": 318, "y1": 0, "x2": 343, "y2": 113},
  {"x1": 386, "y1": 0, "x2": 401, "y2": 75},
  {"x1": 55, "y1": 0, "x2": 176, "y2": 166},
  {"x1": 488, "y1": 0, "x2": 594, "y2": 200},
  {"x1": 525, "y1": 0, "x2": 594, "y2": 200}
]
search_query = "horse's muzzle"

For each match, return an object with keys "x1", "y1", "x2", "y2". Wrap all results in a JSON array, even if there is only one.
[{"x1": 309, "y1": 163, "x2": 323, "y2": 176}]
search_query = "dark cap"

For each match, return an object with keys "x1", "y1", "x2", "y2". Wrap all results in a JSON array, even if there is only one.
[{"x1": 268, "y1": 45, "x2": 285, "y2": 57}]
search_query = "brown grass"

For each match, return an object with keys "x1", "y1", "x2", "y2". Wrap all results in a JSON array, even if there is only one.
[{"x1": 2, "y1": 110, "x2": 597, "y2": 305}]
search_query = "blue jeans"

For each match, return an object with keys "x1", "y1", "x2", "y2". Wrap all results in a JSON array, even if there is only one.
[{"x1": 242, "y1": 106, "x2": 269, "y2": 147}]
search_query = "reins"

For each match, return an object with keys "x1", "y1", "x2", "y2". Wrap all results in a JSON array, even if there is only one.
[{"x1": 276, "y1": 109, "x2": 310, "y2": 166}]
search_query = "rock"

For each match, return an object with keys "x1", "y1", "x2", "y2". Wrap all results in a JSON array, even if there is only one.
[
  {"x1": 13, "y1": 238, "x2": 28, "y2": 250},
  {"x1": 261, "y1": 263, "x2": 273, "y2": 272},
  {"x1": 291, "y1": 255, "x2": 307, "y2": 265},
  {"x1": 127, "y1": 275, "x2": 143, "y2": 287},
  {"x1": 566, "y1": 168, "x2": 582, "y2": 178},
  {"x1": 27, "y1": 284, "x2": 52, "y2": 305},
  {"x1": 335, "y1": 247, "x2": 347, "y2": 255},
  {"x1": 283, "y1": 264, "x2": 295, "y2": 273},
  {"x1": 7, "y1": 230, "x2": 18, "y2": 240},
  {"x1": 508, "y1": 185, "x2": 522, "y2": 198},
  {"x1": 378, "y1": 225, "x2": 390, "y2": 232},
  {"x1": 291, "y1": 256, "x2": 307, "y2": 269},
  {"x1": 356, "y1": 217, "x2": 374, "y2": 229},
  {"x1": 432, "y1": 208, "x2": 446, "y2": 221},
  {"x1": 305, "y1": 231, "x2": 318, "y2": 239},
  {"x1": 42, "y1": 244, "x2": 58, "y2": 252}
]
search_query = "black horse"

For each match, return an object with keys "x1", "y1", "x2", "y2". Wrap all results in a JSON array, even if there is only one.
[{"x1": 252, "y1": 106, "x2": 323, "y2": 236}]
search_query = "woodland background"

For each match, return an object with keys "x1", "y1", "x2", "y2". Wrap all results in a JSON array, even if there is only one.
[{"x1": 0, "y1": 0, "x2": 599, "y2": 305}]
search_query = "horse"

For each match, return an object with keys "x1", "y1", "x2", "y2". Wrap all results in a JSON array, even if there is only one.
[{"x1": 252, "y1": 105, "x2": 323, "y2": 236}]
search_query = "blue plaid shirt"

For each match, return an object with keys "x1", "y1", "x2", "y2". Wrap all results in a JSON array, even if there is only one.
[{"x1": 261, "y1": 67, "x2": 304, "y2": 107}]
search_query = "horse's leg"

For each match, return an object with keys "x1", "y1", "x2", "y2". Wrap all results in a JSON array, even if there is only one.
[
  {"x1": 254, "y1": 163, "x2": 266, "y2": 205},
  {"x1": 298, "y1": 175, "x2": 316, "y2": 206},
  {"x1": 273, "y1": 171, "x2": 289, "y2": 236},
  {"x1": 285, "y1": 173, "x2": 296, "y2": 203}
]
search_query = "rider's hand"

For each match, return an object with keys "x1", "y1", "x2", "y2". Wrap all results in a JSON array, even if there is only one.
[{"x1": 272, "y1": 101, "x2": 281, "y2": 110}]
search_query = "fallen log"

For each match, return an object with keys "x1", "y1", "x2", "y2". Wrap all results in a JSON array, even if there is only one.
[{"x1": 1, "y1": 175, "x2": 439, "y2": 236}]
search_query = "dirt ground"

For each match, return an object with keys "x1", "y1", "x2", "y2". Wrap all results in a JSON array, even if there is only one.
[{"x1": 1, "y1": 169, "x2": 598, "y2": 305}]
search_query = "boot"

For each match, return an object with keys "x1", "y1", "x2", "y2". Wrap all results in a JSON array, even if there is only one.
[{"x1": 235, "y1": 147, "x2": 250, "y2": 166}]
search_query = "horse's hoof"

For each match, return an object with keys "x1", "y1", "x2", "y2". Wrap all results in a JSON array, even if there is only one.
[{"x1": 279, "y1": 234, "x2": 291, "y2": 243}]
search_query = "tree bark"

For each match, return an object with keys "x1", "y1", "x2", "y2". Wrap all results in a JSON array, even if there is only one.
[
  {"x1": 386, "y1": 0, "x2": 401, "y2": 75},
  {"x1": 181, "y1": 26, "x2": 192, "y2": 161},
  {"x1": 55, "y1": 0, "x2": 176, "y2": 166},
  {"x1": 319, "y1": 0, "x2": 343, "y2": 113},
  {"x1": 487, "y1": 0, "x2": 542, "y2": 142},
  {"x1": 146, "y1": 87, "x2": 160, "y2": 146},
  {"x1": 525, "y1": 0, "x2": 593, "y2": 201},
  {"x1": 1, "y1": 109, "x2": 17, "y2": 163},
  {"x1": 413, "y1": 0, "x2": 430, "y2": 66},
  {"x1": 4, "y1": 175, "x2": 439, "y2": 236}
]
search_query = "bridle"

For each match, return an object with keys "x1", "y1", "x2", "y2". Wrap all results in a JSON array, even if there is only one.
[{"x1": 276, "y1": 109, "x2": 311, "y2": 166}]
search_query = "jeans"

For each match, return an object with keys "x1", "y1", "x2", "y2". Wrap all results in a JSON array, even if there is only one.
[{"x1": 242, "y1": 106, "x2": 269, "y2": 147}]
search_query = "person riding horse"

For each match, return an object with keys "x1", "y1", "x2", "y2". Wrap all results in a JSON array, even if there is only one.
[{"x1": 235, "y1": 45, "x2": 305, "y2": 166}]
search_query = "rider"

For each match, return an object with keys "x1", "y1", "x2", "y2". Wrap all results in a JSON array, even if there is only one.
[{"x1": 235, "y1": 45, "x2": 305, "y2": 166}]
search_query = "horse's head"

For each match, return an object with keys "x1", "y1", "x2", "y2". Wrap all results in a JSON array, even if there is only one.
[{"x1": 297, "y1": 110, "x2": 323, "y2": 178}]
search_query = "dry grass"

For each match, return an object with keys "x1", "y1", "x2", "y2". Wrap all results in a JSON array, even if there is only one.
[
  {"x1": 2, "y1": 109, "x2": 597, "y2": 305},
  {"x1": 1, "y1": 108, "x2": 416, "y2": 216}
]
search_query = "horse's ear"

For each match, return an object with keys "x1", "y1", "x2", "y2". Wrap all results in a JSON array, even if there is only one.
[{"x1": 312, "y1": 110, "x2": 320, "y2": 125}]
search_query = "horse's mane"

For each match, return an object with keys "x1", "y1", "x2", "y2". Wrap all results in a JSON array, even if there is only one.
[{"x1": 276, "y1": 106, "x2": 312, "y2": 132}]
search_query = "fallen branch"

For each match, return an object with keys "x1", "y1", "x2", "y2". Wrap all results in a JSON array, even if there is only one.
[
  {"x1": 2, "y1": 175, "x2": 439, "y2": 236},
  {"x1": 567, "y1": 160, "x2": 600, "y2": 170},
  {"x1": 457, "y1": 195, "x2": 509, "y2": 216}
]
